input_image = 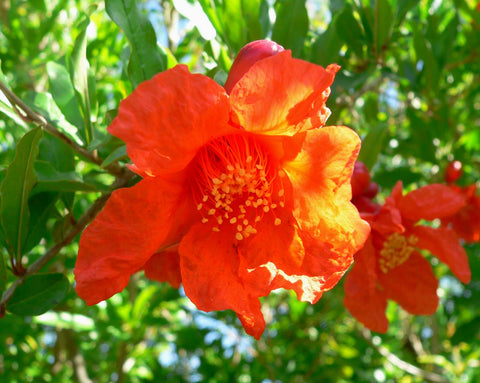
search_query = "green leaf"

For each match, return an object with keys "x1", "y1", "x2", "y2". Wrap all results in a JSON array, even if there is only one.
[
  {"x1": 106, "y1": 0, "x2": 166, "y2": 87},
  {"x1": 336, "y1": 5, "x2": 365, "y2": 57},
  {"x1": 7, "y1": 273, "x2": 70, "y2": 316},
  {"x1": 46, "y1": 61, "x2": 84, "y2": 132},
  {"x1": 311, "y1": 18, "x2": 342, "y2": 66},
  {"x1": 375, "y1": 0, "x2": 394, "y2": 55},
  {"x1": 0, "y1": 251, "x2": 6, "y2": 298},
  {"x1": 25, "y1": 92, "x2": 80, "y2": 142},
  {"x1": 0, "y1": 127, "x2": 43, "y2": 258},
  {"x1": 101, "y1": 145, "x2": 127, "y2": 168},
  {"x1": 358, "y1": 123, "x2": 388, "y2": 170},
  {"x1": 271, "y1": 0, "x2": 309, "y2": 57},
  {"x1": 23, "y1": 192, "x2": 59, "y2": 254},
  {"x1": 68, "y1": 17, "x2": 94, "y2": 144},
  {"x1": 32, "y1": 160, "x2": 97, "y2": 194},
  {"x1": 33, "y1": 311, "x2": 95, "y2": 331}
]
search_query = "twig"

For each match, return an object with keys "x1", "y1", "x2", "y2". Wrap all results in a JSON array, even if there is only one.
[
  {"x1": 359, "y1": 326, "x2": 450, "y2": 383},
  {"x1": 0, "y1": 171, "x2": 134, "y2": 310},
  {"x1": 0, "y1": 79, "x2": 125, "y2": 177}
]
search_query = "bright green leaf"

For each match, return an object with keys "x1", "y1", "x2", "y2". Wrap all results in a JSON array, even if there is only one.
[
  {"x1": 358, "y1": 123, "x2": 388, "y2": 170},
  {"x1": 375, "y1": 0, "x2": 394, "y2": 55},
  {"x1": 101, "y1": 145, "x2": 127, "y2": 168},
  {"x1": 7, "y1": 273, "x2": 70, "y2": 316},
  {"x1": 106, "y1": 0, "x2": 166, "y2": 87}
]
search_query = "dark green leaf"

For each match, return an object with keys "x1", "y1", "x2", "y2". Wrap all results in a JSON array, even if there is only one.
[
  {"x1": 311, "y1": 19, "x2": 342, "y2": 66},
  {"x1": 7, "y1": 273, "x2": 70, "y2": 316},
  {"x1": 272, "y1": 0, "x2": 309, "y2": 57},
  {"x1": 106, "y1": 0, "x2": 166, "y2": 87},
  {"x1": 0, "y1": 251, "x2": 6, "y2": 298},
  {"x1": 0, "y1": 127, "x2": 43, "y2": 258},
  {"x1": 375, "y1": 0, "x2": 393, "y2": 55},
  {"x1": 101, "y1": 145, "x2": 127, "y2": 167},
  {"x1": 358, "y1": 123, "x2": 388, "y2": 170},
  {"x1": 335, "y1": 5, "x2": 365, "y2": 57}
]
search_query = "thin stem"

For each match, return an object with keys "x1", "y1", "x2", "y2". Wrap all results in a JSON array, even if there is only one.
[
  {"x1": 359, "y1": 325, "x2": 450, "y2": 383},
  {"x1": 0, "y1": 79, "x2": 125, "y2": 177}
]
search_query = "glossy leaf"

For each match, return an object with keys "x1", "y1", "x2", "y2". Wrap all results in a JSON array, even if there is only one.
[
  {"x1": 105, "y1": 0, "x2": 166, "y2": 87},
  {"x1": 7, "y1": 273, "x2": 70, "y2": 316},
  {"x1": 375, "y1": 0, "x2": 393, "y2": 55},
  {"x1": 0, "y1": 127, "x2": 43, "y2": 258},
  {"x1": 357, "y1": 123, "x2": 387, "y2": 170},
  {"x1": 336, "y1": 5, "x2": 365, "y2": 57},
  {"x1": 33, "y1": 161, "x2": 97, "y2": 194}
]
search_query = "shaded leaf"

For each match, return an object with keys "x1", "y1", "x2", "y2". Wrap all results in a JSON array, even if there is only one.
[
  {"x1": 7, "y1": 273, "x2": 70, "y2": 316},
  {"x1": 0, "y1": 127, "x2": 43, "y2": 258},
  {"x1": 272, "y1": 0, "x2": 309, "y2": 57}
]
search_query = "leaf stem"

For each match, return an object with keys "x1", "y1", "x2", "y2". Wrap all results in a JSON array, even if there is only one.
[{"x1": 0, "y1": 80, "x2": 125, "y2": 177}]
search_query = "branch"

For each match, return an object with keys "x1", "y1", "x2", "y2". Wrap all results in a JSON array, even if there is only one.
[
  {"x1": 0, "y1": 171, "x2": 134, "y2": 309},
  {"x1": 359, "y1": 326, "x2": 450, "y2": 383},
  {"x1": 0, "y1": 79, "x2": 126, "y2": 177}
]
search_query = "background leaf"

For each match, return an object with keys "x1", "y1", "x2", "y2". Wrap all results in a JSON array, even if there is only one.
[{"x1": 7, "y1": 273, "x2": 70, "y2": 316}]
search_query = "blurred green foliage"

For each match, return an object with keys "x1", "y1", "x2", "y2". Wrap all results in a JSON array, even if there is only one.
[{"x1": 0, "y1": 0, "x2": 479, "y2": 382}]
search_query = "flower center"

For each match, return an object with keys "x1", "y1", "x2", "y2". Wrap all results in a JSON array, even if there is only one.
[
  {"x1": 190, "y1": 134, "x2": 285, "y2": 241},
  {"x1": 378, "y1": 232, "x2": 418, "y2": 273}
]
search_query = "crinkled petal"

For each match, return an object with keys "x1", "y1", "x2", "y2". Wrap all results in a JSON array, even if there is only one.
[
  {"x1": 75, "y1": 177, "x2": 194, "y2": 305},
  {"x1": 144, "y1": 250, "x2": 182, "y2": 288},
  {"x1": 179, "y1": 223, "x2": 265, "y2": 339},
  {"x1": 411, "y1": 226, "x2": 471, "y2": 284},
  {"x1": 344, "y1": 238, "x2": 389, "y2": 333},
  {"x1": 109, "y1": 65, "x2": 236, "y2": 176},
  {"x1": 398, "y1": 184, "x2": 466, "y2": 222},
  {"x1": 284, "y1": 125, "x2": 370, "y2": 256},
  {"x1": 371, "y1": 182, "x2": 405, "y2": 236},
  {"x1": 230, "y1": 51, "x2": 339, "y2": 135},
  {"x1": 378, "y1": 251, "x2": 439, "y2": 315}
]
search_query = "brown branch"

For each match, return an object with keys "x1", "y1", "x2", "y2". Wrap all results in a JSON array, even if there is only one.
[
  {"x1": 0, "y1": 171, "x2": 134, "y2": 310},
  {"x1": 359, "y1": 326, "x2": 450, "y2": 383},
  {"x1": 0, "y1": 79, "x2": 126, "y2": 177}
]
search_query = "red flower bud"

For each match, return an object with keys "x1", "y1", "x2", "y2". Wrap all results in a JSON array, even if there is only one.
[
  {"x1": 351, "y1": 161, "x2": 371, "y2": 197},
  {"x1": 224, "y1": 40, "x2": 285, "y2": 94},
  {"x1": 363, "y1": 181, "x2": 379, "y2": 199},
  {"x1": 445, "y1": 160, "x2": 463, "y2": 184}
]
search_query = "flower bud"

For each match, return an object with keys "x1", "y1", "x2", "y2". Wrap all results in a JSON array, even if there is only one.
[
  {"x1": 224, "y1": 40, "x2": 285, "y2": 94},
  {"x1": 445, "y1": 160, "x2": 463, "y2": 184},
  {"x1": 351, "y1": 161, "x2": 371, "y2": 197}
]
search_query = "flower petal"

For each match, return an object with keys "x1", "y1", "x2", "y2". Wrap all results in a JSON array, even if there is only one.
[
  {"x1": 378, "y1": 251, "x2": 439, "y2": 315},
  {"x1": 144, "y1": 250, "x2": 182, "y2": 288},
  {"x1": 75, "y1": 177, "x2": 195, "y2": 305},
  {"x1": 109, "y1": 65, "x2": 235, "y2": 175},
  {"x1": 179, "y1": 223, "x2": 265, "y2": 339},
  {"x1": 230, "y1": 51, "x2": 339, "y2": 135},
  {"x1": 398, "y1": 184, "x2": 466, "y2": 222},
  {"x1": 284, "y1": 125, "x2": 370, "y2": 256},
  {"x1": 410, "y1": 225, "x2": 471, "y2": 284},
  {"x1": 344, "y1": 238, "x2": 389, "y2": 333}
]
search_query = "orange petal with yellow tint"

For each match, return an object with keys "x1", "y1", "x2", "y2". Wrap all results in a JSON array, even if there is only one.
[
  {"x1": 284, "y1": 126, "x2": 370, "y2": 256},
  {"x1": 230, "y1": 51, "x2": 339, "y2": 135},
  {"x1": 344, "y1": 238, "x2": 389, "y2": 333},
  {"x1": 144, "y1": 250, "x2": 182, "y2": 289},
  {"x1": 75, "y1": 177, "x2": 193, "y2": 305},
  {"x1": 398, "y1": 184, "x2": 466, "y2": 222},
  {"x1": 410, "y1": 225, "x2": 471, "y2": 284},
  {"x1": 109, "y1": 65, "x2": 235, "y2": 176},
  {"x1": 179, "y1": 223, "x2": 265, "y2": 339},
  {"x1": 378, "y1": 251, "x2": 439, "y2": 315}
]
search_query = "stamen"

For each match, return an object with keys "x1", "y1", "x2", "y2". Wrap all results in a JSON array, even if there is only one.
[{"x1": 379, "y1": 232, "x2": 418, "y2": 273}]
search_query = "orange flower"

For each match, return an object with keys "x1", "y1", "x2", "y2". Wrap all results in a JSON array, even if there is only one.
[
  {"x1": 74, "y1": 49, "x2": 370, "y2": 338},
  {"x1": 442, "y1": 184, "x2": 480, "y2": 243},
  {"x1": 344, "y1": 181, "x2": 470, "y2": 333}
]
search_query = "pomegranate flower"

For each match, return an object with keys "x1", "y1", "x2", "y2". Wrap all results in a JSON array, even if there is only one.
[
  {"x1": 74, "y1": 47, "x2": 370, "y2": 338},
  {"x1": 344, "y1": 181, "x2": 471, "y2": 333}
]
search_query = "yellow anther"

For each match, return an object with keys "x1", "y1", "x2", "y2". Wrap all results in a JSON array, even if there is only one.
[
  {"x1": 202, "y1": 195, "x2": 209, "y2": 202},
  {"x1": 217, "y1": 217, "x2": 223, "y2": 225},
  {"x1": 235, "y1": 232, "x2": 244, "y2": 241},
  {"x1": 263, "y1": 206, "x2": 270, "y2": 213},
  {"x1": 379, "y1": 232, "x2": 417, "y2": 273},
  {"x1": 197, "y1": 203, "x2": 203, "y2": 210},
  {"x1": 229, "y1": 217, "x2": 237, "y2": 224},
  {"x1": 274, "y1": 218, "x2": 281, "y2": 226},
  {"x1": 212, "y1": 178, "x2": 222, "y2": 185},
  {"x1": 246, "y1": 156, "x2": 253, "y2": 163},
  {"x1": 278, "y1": 189, "x2": 285, "y2": 197},
  {"x1": 237, "y1": 224, "x2": 243, "y2": 232},
  {"x1": 208, "y1": 208, "x2": 216, "y2": 215},
  {"x1": 278, "y1": 170, "x2": 286, "y2": 178},
  {"x1": 243, "y1": 219, "x2": 249, "y2": 226},
  {"x1": 201, "y1": 218, "x2": 209, "y2": 224},
  {"x1": 212, "y1": 227, "x2": 220, "y2": 232}
]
